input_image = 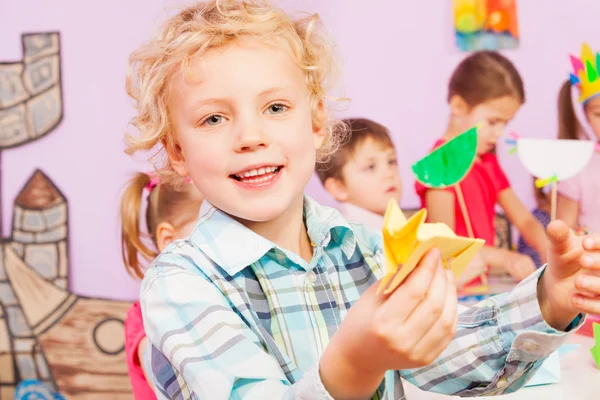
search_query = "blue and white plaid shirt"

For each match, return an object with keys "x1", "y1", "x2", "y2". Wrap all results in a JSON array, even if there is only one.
[{"x1": 140, "y1": 196, "x2": 581, "y2": 399}]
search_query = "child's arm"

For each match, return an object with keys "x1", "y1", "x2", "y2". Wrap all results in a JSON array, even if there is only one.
[
  {"x1": 401, "y1": 266, "x2": 581, "y2": 395},
  {"x1": 479, "y1": 246, "x2": 536, "y2": 281},
  {"x1": 498, "y1": 188, "x2": 548, "y2": 264},
  {"x1": 137, "y1": 338, "x2": 154, "y2": 391},
  {"x1": 404, "y1": 222, "x2": 600, "y2": 396},
  {"x1": 143, "y1": 248, "x2": 458, "y2": 400},
  {"x1": 424, "y1": 189, "x2": 456, "y2": 229},
  {"x1": 556, "y1": 194, "x2": 579, "y2": 229}
]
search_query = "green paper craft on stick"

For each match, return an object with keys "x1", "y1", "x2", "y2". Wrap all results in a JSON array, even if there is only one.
[
  {"x1": 411, "y1": 126, "x2": 486, "y2": 286},
  {"x1": 591, "y1": 322, "x2": 600, "y2": 369},
  {"x1": 412, "y1": 126, "x2": 478, "y2": 188}
]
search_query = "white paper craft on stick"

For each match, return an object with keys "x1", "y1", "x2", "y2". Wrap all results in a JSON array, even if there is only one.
[
  {"x1": 516, "y1": 138, "x2": 595, "y2": 181},
  {"x1": 514, "y1": 138, "x2": 596, "y2": 220}
]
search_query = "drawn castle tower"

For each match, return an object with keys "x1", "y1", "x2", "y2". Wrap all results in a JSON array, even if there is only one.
[
  {"x1": 0, "y1": 33, "x2": 132, "y2": 399},
  {"x1": 0, "y1": 170, "x2": 68, "y2": 397}
]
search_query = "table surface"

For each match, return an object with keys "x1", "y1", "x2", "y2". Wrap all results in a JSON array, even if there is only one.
[{"x1": 402, "y1": 333, "x2": 599, "y2": 400}]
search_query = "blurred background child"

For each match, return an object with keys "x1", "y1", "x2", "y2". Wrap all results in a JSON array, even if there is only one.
[
  {"x1": 120, "y1": 173, "x2": 202, "y2": 399},
  {"x1": 416, "y1": 51, "x2": 548, "y2": 284},
  {"x1": 316, "y1": 118, "x2": 402, "y2": 231},
  {"x1": 556, "y1": 44, "x2": 600, "y2": 234}
]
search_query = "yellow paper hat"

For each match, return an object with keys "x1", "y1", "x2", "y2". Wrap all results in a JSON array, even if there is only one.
[{"x1": 570, "y1": 43, "x2": 600, "y2": 104}]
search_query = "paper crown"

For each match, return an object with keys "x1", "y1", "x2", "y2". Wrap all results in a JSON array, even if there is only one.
[{"x1": 569, "y1": 43, "x2": 600, "y2": 104}]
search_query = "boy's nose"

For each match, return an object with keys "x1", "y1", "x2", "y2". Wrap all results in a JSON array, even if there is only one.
[{"x1": 235, "y1": 121, "x2": 268, "y2": 152}]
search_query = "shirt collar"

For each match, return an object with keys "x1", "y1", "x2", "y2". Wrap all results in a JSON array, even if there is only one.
[{"x1": 189, "y1": 196, "x2": 356, "y2": 276}]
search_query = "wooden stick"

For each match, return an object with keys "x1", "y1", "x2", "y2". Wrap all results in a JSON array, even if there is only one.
[
  {"x1": 455, "y1": 184, "x2": 488, "y2": 285},
  {"x1": 551, "y1": 180, "x2": 558, "y2": 221},
  {"x1": 455, "y1": 184, "x2": 474, "y2": 238}
]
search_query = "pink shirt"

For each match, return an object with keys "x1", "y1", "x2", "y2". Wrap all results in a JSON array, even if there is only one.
[
  {"x1": 558, "y1": 151, "x2": 600, "y2": 233},
  {"x1": 125, "y1": 301, "x2": 156, "y2": 400}
]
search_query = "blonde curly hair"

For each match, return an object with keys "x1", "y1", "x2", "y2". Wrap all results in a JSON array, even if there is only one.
[{"x1": 125, "y1": 0, "x2": 348, "y2": 185}]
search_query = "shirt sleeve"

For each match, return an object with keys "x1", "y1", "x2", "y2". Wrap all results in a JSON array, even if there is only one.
[
  {"x1": 401, "y1": 266, "x2": 584, "y2": 396},
  {"x1": 140, "y1": 251, "x2": 335, "y2": 400},
  {"x1": 487, "y1": 154, "x2": 511, "y2": 194}
]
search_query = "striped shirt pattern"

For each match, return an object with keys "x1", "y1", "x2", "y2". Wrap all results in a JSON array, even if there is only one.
[{"x1": 140, "y1": 197, "x2": 580, "y2": 399}]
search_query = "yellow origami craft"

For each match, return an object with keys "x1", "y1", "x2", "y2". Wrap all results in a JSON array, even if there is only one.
[{"x1": 378, "y1": 199, "x2": 485, "y2": 295}]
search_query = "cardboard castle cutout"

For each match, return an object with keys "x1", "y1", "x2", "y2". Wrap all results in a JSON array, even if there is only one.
[{"x1": 0, "y1": 33, "x2": 133, "y2": 399}]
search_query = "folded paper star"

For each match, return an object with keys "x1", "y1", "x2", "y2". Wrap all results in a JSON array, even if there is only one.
[{"x1": 378, "y1": 199, "x2": 485, "y2": 295}]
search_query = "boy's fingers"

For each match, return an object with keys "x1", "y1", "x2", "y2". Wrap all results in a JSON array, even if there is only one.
[
  {"x1": 583, "y1": 235, "x2": 600, "y2": 251},
  {"x1": 581, "y1": 253, "x2": 600, "y2": 270},
  {"x1": 547, "y1": 220, "x2": 573, "y2": 255},
  {"x1": 572, "y1": 294, "x2": 600, "y2": 315},
  {"x1": 410, "y1": 272, "x2": 458, "y2": 360},
  {"x1": 401, "y1": 262, "x2": 448, "y2": 334},
  {"x1": 386, "y1": 248, "x2": 441, "y2": 320},
  {"x1": 576, "y1": 273, "x2": 600, "y2": 293}
]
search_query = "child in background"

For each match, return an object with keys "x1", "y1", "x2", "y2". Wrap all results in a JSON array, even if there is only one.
[
  {"x1": 556, "y1": 44, "x2": 600, "y2": 234},
  {"x1": 127, "y1": 2, "x2": 599, "y2": 399},
  {"x1": 316, "y1": 118, "x2": 402, "y2": 231},
  {"x1": 517, "y1": 180, "x2": 551, "y2": 267},
  {"x1": 416, "y1": 51, "x2": 547, "y2": 283},
  {"x1": 318, "y1": 117, "x2": 487, "y2": 287},
  {"x1": 120, "y1": 172, "x2": 202, "y2": 400}
]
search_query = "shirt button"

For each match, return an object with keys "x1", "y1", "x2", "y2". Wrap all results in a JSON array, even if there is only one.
[
  {"x1": 496, "y1": 378, "x2": 508, "y2": 389},
  {"x1": 521, "y1": 341, "x2": 540, "y2": 352},
  {"x1": 307, "y1": 270, "x2": 317, "y2": 284}
]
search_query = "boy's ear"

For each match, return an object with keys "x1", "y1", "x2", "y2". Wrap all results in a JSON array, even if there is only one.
[
  {"x1": 449, "y1": 94, "x2": 471, "y2": 118},
  {"x1": 156, "y1": 222, "x2": 177, "y2": 253},
  {"x1": 164, "y1": 140, "x2": 189, "y2": 177},
  {"x1": 323, "y1": 177, "x2": 349, "y2": 202},
  {"x1": 312, "y1": 101, "x2": 328, "y2": 149}
]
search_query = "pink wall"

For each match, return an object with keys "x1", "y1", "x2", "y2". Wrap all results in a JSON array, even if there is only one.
[{"x1": 1, "y1": 0, "x2": 599, "y2": 301}]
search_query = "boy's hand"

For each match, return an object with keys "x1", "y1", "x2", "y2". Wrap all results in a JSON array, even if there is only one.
[
  {"x1": 320, "y1": 248, "x2": 457, "y2": 400},
  {"x1": 505, "y1": 252, "x2": 536, "y2": 281},
  {"x1": 539, "y1": 220, "x2": 600, "y2": 330}
]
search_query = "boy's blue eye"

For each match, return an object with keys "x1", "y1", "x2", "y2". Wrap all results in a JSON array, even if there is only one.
[
  {"x1": 266, "y1": 103, "x2": 287, "y2": 114},
  {"x1": 389, "y1": 158, "x2": 397, "y2": 166},
  {"x1": 365, "y1": 164, "x2": 375, "y2": 171},
  {"x1": 204, "y1": 115, "x2": 223, "y2": 126}
]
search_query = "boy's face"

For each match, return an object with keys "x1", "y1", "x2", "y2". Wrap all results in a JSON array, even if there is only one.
[
  {"x1": 167, "y1": 39, "x2": 326, "y2": 222},
  {"x1": 336, "y1": 138, "x2": 403, "y2": 216},
  {"x1": 584, "y1": 96, "x2": 600, "y2": 141}
]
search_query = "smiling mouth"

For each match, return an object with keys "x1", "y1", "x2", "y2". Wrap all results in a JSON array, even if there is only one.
[{"x1": 230, "y1": 165, "x2": 282, "y2": 183}]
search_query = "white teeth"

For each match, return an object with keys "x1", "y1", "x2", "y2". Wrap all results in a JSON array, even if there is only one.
[{"x1": 235, "y1": 166, "x2": 279, "y2": 179}]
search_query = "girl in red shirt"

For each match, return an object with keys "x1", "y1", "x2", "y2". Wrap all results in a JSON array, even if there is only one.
[
  {"x1": 120, "y1": 173, "x2": 203, "y2": 399},
  {"x1": 416, "y1": 51, "x2": 548, "y2": 284}
]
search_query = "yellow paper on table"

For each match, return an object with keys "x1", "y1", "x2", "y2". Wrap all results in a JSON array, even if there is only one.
[{"x1": 378, "y1": 199, "x2": 485, "y2": 295}]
